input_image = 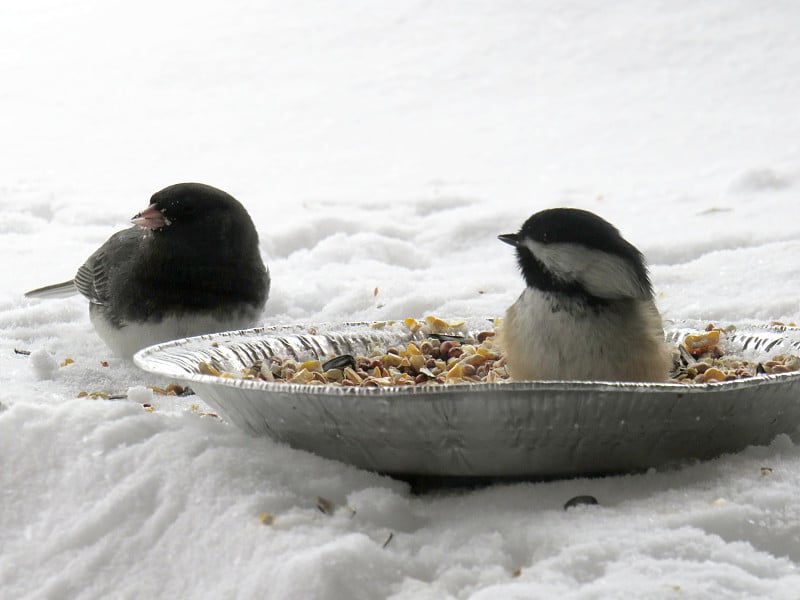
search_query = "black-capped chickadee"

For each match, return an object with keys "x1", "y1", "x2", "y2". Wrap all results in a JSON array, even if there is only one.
[
  {"x1": 25, "y1": 183, "x2": 270, "y2": 358},
  {"x1": 498, "y1": 207, "x2": 671, "y2": 382}
]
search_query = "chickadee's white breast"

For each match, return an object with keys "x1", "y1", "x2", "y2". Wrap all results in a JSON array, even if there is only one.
[{"x1": 500, "y1": 288, "x2": 670, "y2": 382}]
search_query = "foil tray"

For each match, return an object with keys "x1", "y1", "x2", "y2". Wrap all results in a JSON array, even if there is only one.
[{"x1": 134, "y1": 319, "x2": 800, "y2": 477}]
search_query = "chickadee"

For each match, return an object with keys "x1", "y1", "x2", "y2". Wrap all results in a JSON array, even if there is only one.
[
  {"x1": 25, "y1": 183, "x2": 270, "y2": 358},
  {"x1": 498, "y1": 208, "x2": 670, "y2": 382}
]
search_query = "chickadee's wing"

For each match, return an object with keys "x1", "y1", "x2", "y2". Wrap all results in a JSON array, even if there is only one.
[{"x1": 24, "y1": 280, "x2": 78, "y2": 299}]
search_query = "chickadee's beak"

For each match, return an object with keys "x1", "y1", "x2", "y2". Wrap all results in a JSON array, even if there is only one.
[
  {"x1": 498, "y1": 233, "x2": 519, "y2": 247},
  {"x1": 131, "y1": 204, "x2": 170, "y2": 230}
]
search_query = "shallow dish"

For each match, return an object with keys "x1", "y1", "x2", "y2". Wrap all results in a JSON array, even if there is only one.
[{"x1": 134, "y1": 319, "x2": 800, "y2": 477}]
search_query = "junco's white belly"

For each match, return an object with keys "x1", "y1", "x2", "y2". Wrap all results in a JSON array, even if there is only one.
[{"x1": 91, "y1": 307, "x2": 262, "y2": 358}]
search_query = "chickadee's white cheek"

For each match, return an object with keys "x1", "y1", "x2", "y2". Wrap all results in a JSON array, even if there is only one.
[{"x1": 523, "y1": 240, "x2": 648, "y2": 300}]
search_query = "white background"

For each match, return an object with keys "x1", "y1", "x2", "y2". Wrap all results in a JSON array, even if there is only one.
[{"x1": 2, "y1": 1, "x2": 800, "y2": 598}]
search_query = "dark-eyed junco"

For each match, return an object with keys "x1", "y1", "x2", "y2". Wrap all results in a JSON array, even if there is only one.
[
  {"x1": 498, "y1": 208, "x2": 671, "y2": 382},
  {"x1": 25, "y1": 183, "x2": 270, "y2": 358}
]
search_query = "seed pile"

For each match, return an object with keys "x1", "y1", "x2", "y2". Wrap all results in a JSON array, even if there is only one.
[
  {"x1": 199, "y1": 317, "x2": 509, "y2": 387},
  {"x1": 201, "y1": 335, "x2": 508, "y2": 387},
  {"x1": 671, "y1": 324, "x2": 800, "y2": 383}
]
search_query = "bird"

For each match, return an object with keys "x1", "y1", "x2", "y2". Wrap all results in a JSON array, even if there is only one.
[
  {"x1": 497, "y1": 207, "x2": 671, "y2": 382},
  {"x1": 25, "y1": 183, "x2": 270, "y2": 358}
]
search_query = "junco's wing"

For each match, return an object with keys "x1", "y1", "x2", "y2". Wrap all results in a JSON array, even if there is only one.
[
  {"x1": 26, "y1": 228, "x2": 143, "y2": 306},
  {"x1": 73, "y1": 246, "x2": 110, "y2": 306},
  {"x1": 77, "y1": 228, "x2": 147, "y2": 307}
]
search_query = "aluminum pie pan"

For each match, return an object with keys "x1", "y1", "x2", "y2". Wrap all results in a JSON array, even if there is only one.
[{"x1": 134, "y1": 319, "x2": 800, "y2": 477}]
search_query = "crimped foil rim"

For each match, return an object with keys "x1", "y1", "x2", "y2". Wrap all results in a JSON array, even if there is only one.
[{"x1": 134, "y1": 319, "x2": 800, "y2": 398}]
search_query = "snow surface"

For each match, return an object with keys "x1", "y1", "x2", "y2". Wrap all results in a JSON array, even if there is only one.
[{"x1": 2, "y1": 1, "x2": 800, "y2": 598}]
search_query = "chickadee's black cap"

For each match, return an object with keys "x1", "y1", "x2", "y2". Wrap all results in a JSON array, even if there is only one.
[{"x1": 517, "y1": 208, "x2": 635, "y2": 256}]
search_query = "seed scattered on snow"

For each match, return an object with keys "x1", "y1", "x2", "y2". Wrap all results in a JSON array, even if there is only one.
[
  {"x1": 563, "y1": 495, "x2": 599, "y2": 510},
  {"x1": 381, "y1": 532, "x2": 394, "y2": 549},
  {"x1": 316, "y1": 496, "x2": 336, "y2": 515}
]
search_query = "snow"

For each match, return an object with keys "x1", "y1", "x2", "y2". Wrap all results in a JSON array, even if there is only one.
[
  {"x1": 2, "y1": 1, "x2": 800, "y2": 598},
  {"x1": 28, "y1": 348, "x2": 59, "y2": 380},
  {"x1": 126, "y1": 385, "x2": 154, "y2": 405}
]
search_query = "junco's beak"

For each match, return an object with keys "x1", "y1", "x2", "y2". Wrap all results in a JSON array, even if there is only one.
[
  {"x1": 498, "y1": 233, "x2": 519, "y2": 247},
  {"x1": 131, "y1": 205, "x2": 170, "y2": 230}
]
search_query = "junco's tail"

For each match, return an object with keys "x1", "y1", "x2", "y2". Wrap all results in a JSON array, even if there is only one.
[{"x1": 24, "y1": 280, "x2": 78, "y2": 299}]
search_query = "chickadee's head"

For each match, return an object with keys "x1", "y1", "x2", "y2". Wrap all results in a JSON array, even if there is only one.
[{"x1": 499, "y1": 208, "x2": 653, "y2": 303}]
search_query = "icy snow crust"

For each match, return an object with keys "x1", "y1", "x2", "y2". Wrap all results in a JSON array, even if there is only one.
[{"x1": 2, "y1": 1, "x2": 800, "y2": 598}]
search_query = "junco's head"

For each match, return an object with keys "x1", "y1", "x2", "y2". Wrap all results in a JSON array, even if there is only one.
[
  {"x1": 498, "y1": 207, "x2": 669, "y2": 382},
  {"x1": 132, "y1": 183, "x2": 260, "y2": 253}
]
